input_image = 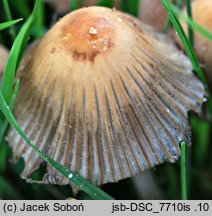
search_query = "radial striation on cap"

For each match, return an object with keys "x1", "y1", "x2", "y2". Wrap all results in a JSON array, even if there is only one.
[{"x1": 8, "y1": 6, "x2": 205, "y2": 186}]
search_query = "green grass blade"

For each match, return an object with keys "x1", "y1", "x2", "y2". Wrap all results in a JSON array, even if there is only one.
[
  {"x1": 0, "y1": 92, "x2": 114, "y2": 200},
  {"x1": 180, "y1": 141, "x2": 187, "y2": 200},
  {"x1": 2, "y1": 0, "x2": 16, "y2": 40},
  {"x1": 1, "y1": 0, "x2": 40, "y2": 105},
  {"x1": 160, "y1": 0, "x2": 207, "y2": 87},
  {"x1": 186, "y1": 0, "x2": 194, "y2": 47},
  {"x1": 163, "y1": 0, "x2": 184, "y2": 33},
  {"x1": 171, "y1": 5, "x2": 212, "y2": 40},
  {"x1": 33, "y1": 0, "x2": 45, "y2": 38},
  {"x1": 0, "y1": 19, "x2": 23, "y2": 31},
  {"x1": 0, "y1": 80, "x2": 20, "y2": 149},
  {"x1": 10, "y1": 0, "x2": 31, "y2": 18},
  {"x1": 190, "y1": 117, "x2": 210, "y2": 166},
  {"x1": 8, "y1": 80, "x2": 20, "y2": 110}
]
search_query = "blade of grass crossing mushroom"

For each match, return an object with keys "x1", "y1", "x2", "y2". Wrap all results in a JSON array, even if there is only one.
[
  {"x1": 0, "y1": 19, "x2": 23, "y2": 31},
  {"x1": 9, "y1": 80, "x2": 20, "y2": 110},
  {"x1": 180, "y1": 141, "x2": 187, "y2": 200},
  {"x1": 0, "y1": 79, "x2": 20, "y2": 177},
  {"x1": 163, "y1": 0, "x2": 184, "y2": 33},
  {"x1": 0, "y1": 92, "x2": 114, "y2": 200},
  {"x1": 186, "y1": 0, "x2": 194, "y2": 48},
  {"x1": 2, "y1": 0, "x2": 16, "y2": 40},
  {"x1": 160, "y1": 0, "x2": 207, "y2": 86},
  {"x1": 1, "y1": 0, "x2": 40, "y2": 106},
  {"x1": 161, "y1": 0, "x2": 212, "y2": 113},
  {"x1": 0, "y1": 80, "x2": 20, "y2": 144},
  {"x1": 161, "y1": 0, "x2": 211, "y2": 199}
]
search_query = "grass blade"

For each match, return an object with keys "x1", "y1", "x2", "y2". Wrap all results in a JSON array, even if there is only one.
[
  {"x1": 9, "y1": 0, "x2": 31, "y2": 19},
  {"x1": 8, "y1": 80, "x2": 20, "y2": 110},
  {"x1": 33, "y1": 0, "x2": 45, "y2": 38},
  {"x1": 186, "y1": 0, "x2": 194, "y2": 47},
  {"x1": 2, "y1": 0, "x2": 16, "y2": 40},
  {"x1": 0, "y1": 78, "x2": 19, "y2": 170},
  {"x1": 180, "y1": 141, "x2": 187, "y2": 200},
  {"x1": 1, "y1": 0, "x2": 40, "y2": 105},
  {"x1": 0, "y1": 19, "x2": 22, "y2": 31},
  {"x1": 0, "y1": 80, "x2": 19, "y2": 155},
  {"x1": 0, "y1": 92, "x2": 114, "y2": 200},
  {"x1": 163, "y1": 0, "x2": 184, "y2": 33},
  {"x1": 190, "y1": 117, "x2": 210, "y2": 166},
  {"x1": 160, "y1": 0, "x2": 207, "y2": 87}
]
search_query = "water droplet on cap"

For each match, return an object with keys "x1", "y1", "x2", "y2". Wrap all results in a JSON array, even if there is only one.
[{"x1": 89, "y1": 27, "x2": 97, "y2": 35}]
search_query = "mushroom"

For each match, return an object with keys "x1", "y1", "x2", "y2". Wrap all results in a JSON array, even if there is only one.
[
  {"x1": 178, "y1": 0, "x2": 212, "y2": 92},
  {"x1": 0, "y1": 45, "x2": 9, "y2": 80},
  {"x1": 8, "y1": 6, "x2": 205, "y2": 186}
]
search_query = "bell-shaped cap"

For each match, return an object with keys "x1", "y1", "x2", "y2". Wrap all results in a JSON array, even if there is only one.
[{"x1": 8, "y1": 6, "x2": 205, "y2": 185}]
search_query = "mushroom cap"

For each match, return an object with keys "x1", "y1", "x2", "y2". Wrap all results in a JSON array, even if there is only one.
[
  {"x1": 179, "y1": 0, "x2": 212, "y2": 91},
  {"x1": 8, "y1": 6, "x2": 205, "y2": 185}
]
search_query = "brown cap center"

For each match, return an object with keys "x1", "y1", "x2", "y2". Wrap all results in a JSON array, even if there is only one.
[{"x1": 61, "y1": 11, "x2": 115, "y2": 62}]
